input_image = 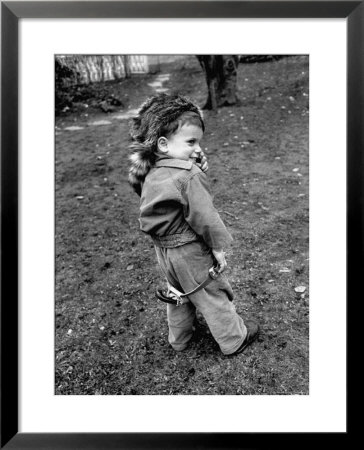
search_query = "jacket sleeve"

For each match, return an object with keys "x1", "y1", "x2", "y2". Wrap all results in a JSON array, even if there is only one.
[{"x1": 181, "y1": 172, "x2": 233, "y2": 249}]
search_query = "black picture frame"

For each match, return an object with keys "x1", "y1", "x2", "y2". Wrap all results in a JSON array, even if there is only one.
[{"x1": 1, "y1": 1, "x2": 360, "y2": 448}]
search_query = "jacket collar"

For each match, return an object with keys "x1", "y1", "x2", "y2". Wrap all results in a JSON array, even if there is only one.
[{"x1": 155, "y1": 157, "x2": 193, "y2": 170}]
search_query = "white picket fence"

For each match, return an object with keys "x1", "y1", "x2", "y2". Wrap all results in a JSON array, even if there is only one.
[{"x1": 57, "y1": 55, "x2": 150, "y2": 85}]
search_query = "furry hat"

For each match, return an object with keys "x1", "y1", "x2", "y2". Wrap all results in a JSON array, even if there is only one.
[{"x1": 128, "y1": 93, "x2": 204, "y2": 195}]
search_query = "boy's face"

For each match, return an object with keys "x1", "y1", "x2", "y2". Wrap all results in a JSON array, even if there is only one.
[{"x1": 159, "y1": 124, "x2": 204, "y2": 163}]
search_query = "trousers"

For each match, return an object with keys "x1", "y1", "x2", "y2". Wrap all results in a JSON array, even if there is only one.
[{"x1": 154, "y1": 241, "x2": 247, "y2": 355}]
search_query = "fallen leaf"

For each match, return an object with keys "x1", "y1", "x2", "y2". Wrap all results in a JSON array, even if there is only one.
[
  {"x1": 279, "y1": 268, "x2": 291, "y2": 273},
  {"x1": 127, "y1": 264, "x2": 134, "y2": 271},
  {"x1": 294, "y1": 286, "x2": 306, "y2": 293}
]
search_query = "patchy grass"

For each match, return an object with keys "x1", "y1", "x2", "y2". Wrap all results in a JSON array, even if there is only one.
[{"x1": 55, "y1": 55, "x2": 309, "y2": 395}]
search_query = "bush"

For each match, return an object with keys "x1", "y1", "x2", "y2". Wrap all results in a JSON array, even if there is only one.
[{"x1": 55, "y1": 58, "x2": 79, "y2": 114}]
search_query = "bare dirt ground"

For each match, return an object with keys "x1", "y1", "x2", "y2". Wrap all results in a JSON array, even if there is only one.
[{"x1": 55, "y1": 55, "x2": 309, "y2": 395}]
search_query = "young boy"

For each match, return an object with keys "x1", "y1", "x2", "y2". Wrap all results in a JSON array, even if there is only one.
[{"x1": 128, "y1": 93, "x2": 259, "y2": 356}]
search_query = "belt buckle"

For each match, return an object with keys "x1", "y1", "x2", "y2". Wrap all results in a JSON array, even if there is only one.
[{"x1": 209, "y1": 266, "x2": 220, "y2": 280}]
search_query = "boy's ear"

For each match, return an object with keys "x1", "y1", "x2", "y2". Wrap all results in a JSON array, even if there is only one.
[{"x1": 157, "y1": 136, "x2": 168, "y2": 153}]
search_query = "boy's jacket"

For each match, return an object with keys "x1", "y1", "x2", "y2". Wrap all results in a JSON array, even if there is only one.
[{"x1": 139, "y1": 156, "x2": 233, "y2": 250}]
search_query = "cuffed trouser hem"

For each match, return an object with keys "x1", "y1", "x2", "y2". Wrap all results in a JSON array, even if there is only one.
[
  {"x1": 221, "y1": 337, "x2": 246, "y2": 355},
  {"x1": 168, "y1": 325, "x2": 194, "y2": 351},
  {"x1": 169, "y1": 338, "x2": 193, "y2": 350},
  {"x1": 171, "y1": 343, "x2": 189, "y2": 351}
]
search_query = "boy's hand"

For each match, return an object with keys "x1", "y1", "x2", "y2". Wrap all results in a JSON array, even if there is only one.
[
  {"x1": 212, "y1": 249, "x2": 227, "y2": 273},
  {"x1": 196, "y1": 150, "x2": 208, "y2": 173}
]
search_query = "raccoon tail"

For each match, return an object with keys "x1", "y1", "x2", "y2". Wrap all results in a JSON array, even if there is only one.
[{"x1": 128, "y1": 143, "x2": 155, "y2": 196}]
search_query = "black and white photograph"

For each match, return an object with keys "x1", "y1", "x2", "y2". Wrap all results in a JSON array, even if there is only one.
[
  {"x1": 55, "y1": 54, "x2": 309, "y2": 395},
  {"x1": 2, "y1": 0, "x2": 355, "y2": 444}
]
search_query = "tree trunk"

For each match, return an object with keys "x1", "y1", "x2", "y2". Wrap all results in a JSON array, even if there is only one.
[{"x1": 197, "y1": 55, "x2": 240, "y2": 110}]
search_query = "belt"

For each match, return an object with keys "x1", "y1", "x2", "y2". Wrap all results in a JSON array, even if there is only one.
[
  {"x1": 151, "y1": 230, "x2": 198, "y2": 248},
  {"x1": 155, "y1": 266, "x2": 220, "y2": 306}
]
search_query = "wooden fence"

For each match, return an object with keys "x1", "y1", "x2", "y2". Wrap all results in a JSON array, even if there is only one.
[{"x1": 56, "y1": 55, "x2": 150, "y2": 86}]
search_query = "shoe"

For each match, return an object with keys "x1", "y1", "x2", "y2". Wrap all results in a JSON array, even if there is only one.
[{"x1": 230, "y1": 320, "x2": 260, "y2": 356}]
